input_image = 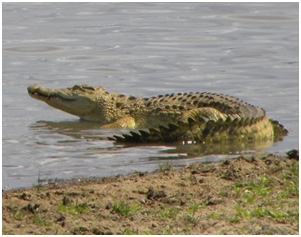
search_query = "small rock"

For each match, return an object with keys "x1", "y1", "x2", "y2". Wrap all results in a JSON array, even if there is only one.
[
  {"x1": 265, "y1": 159, "x2": 272, "y2": 165},
  {"x1": 62, "y1": 196, "x2": 71, "y2": 206},
  {"x1": 56, "y1": 214, "x2": 66, "y2": 222},
  {"x1": 222, "y1": 160, "x2": 230, "y2": 165},
  {"x1": 146, "y1": 187, "x2": 167, "y2": 200},
  {"x1": 242, "y1": 156, "x2": 255, "y2": 163},
  {"x1": 19, "y1": 192, "x2": 30, "y2": 200},
  {"x1": 287, "y1": 149, "x2": 299, "y2": 160},
  {"x1": 54, "y1": 190, "x2": 64, "y2": 195},
  {"x1": 191, "y1": 170, "x2": 200, "y2": 174},
  {"x1": 151, "y1": 223, "x2": 157, "y2": 227},
  {"x1": 105, "y1": 202, "x2": 112, "y2": 210}
]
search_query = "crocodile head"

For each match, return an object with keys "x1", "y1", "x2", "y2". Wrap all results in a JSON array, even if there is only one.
[{"x1": 27, "y1": 84, "x2": 109, "y2": 122}]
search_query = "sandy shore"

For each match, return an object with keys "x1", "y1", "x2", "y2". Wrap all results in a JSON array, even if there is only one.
[{"x1": 2, "y1": 151, "x2": 299, "y2": 235}]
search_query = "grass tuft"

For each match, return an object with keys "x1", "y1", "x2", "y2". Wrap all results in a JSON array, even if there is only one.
[
  {"x1": 58, "y1": 198, "x2": 87, "y2": 215},
  {"x1": 158, "y1": 162, "x2": 172, "y2": 172},
  {"x1": 112, "y1": 202, "x2": 140, "y2": 216},
  {"x1": 32, "y1": 214, "x2": 52, "y2": 226}
]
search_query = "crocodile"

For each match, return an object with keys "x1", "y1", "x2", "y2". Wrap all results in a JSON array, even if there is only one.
[{"x1": 27, "y1": 84, "x2": 288, "y2": 144}]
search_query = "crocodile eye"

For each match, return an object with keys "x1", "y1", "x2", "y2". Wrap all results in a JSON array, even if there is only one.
[
  {"x1": 81, "y1": 85, "x2": 96, "y2": 91},
  {"x1": 72, "y1": 85, "x2": 82, "y2": 91},
  {"x1": 72, "y1": 84, "x2": 96, "y2": 92}
]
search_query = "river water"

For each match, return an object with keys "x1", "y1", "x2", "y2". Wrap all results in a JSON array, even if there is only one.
[{"x1": 2, "y1": 3, "x2": 299, "y2": 189}]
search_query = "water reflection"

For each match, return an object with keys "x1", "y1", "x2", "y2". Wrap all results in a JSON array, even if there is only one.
[{"x1": 3, "y1": 46, "x2": 61, "y2": 53}]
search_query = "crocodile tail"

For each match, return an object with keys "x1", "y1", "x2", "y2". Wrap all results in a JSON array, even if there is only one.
[
  {"x1": 109, "y1": 119, "x2": 288, "y2": 144},
  {"x1": 270, "y1": 119, "x2": 288, "y2": 141}
]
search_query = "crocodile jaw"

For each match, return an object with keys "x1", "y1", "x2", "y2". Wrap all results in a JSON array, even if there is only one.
[{"x1": 27, "y1": 84, "x2": 98, "y2": 120}]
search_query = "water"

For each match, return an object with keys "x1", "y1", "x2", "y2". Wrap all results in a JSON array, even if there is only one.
[{"x1": 2, "y1": 3, "x2": 299, "y2": 189}]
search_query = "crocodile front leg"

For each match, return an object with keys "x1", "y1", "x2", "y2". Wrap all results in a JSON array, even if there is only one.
[{"x1": 101, "y1": 116, "x2": 136, "y2": 129}]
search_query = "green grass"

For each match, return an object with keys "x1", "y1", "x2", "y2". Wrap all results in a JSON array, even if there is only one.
[
  {"x1": 162, "y1": 225, "x2": 174, "y2": 235},
  {"x1": 58, "y1": 198, "x2": 87, "y2": 215},
  {"x1": 157, "y1": 204, "x2": 181, "y2": 218},
  {"x1": 111, "y1": 202, "x2": 140, "y2": 216},
  {"x1": 13, "y1": 210, "x2": 25, "y2": 221},
  {"x1": 124, "y1": 228, "x2": 139, "y2": 235},
  {"x1": 158, "y1": 162, "x2": 172, "y2": 172},
  {"x1": 182, "y1": 201, "x2": 200, "y2": 225},
  {"x1": 228, "y1": 214, "x2": 241, "y2": 223},
  {"x1": 32, "y1": 170, "x2": 47, "y2": 192},
  {"x1": 232, "y1": 176, "x2": 273, "y2": 199},
  {"x1": 209, "y1": 211, "x2": 221, "y2": 219},
  {"x1": 32, "y1": 214, "x2": 52, "y2": 226},
  {"x1": 234, "y1": 203, "x2": 296, "y2": 221},
  {"x1": 230, "y1": 164, "x2": 299, "y2": 225},
  {"x1": 186, "y1": 201, "x2": 200, "y2": 215},
  {"x1": 183, "y1": 213, "x2": 199, "y2": 225}
]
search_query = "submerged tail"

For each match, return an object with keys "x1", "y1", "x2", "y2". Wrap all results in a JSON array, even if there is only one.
[{"x1": 270, "y1": 119, "x2": 289, "y2": 141}]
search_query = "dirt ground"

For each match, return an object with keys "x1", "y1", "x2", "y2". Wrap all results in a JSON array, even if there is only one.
[{"x1": 2, "y1": 151, "x2": 299, "y2": 235}]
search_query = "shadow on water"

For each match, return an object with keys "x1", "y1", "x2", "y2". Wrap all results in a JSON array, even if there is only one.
[
  {"x1": 30, "y1": 120, "x2": 104, "y2": 138},
  {"x1": 29, "y1": 120, "x2": 275, "y2": 159}
]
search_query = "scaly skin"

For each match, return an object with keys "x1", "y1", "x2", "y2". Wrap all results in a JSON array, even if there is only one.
[{"x1": 27, "y1": 84, "x2": 288, "y2": 143}]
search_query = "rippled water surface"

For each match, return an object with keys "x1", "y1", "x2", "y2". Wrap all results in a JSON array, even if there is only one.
[{"x1": 3, "y1": 3, "x2": 299, "y2": 189}]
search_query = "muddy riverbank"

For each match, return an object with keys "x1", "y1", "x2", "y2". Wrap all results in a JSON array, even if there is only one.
[{"x1": 2, "y1": 151, "x2": 299, "y2": 234}]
